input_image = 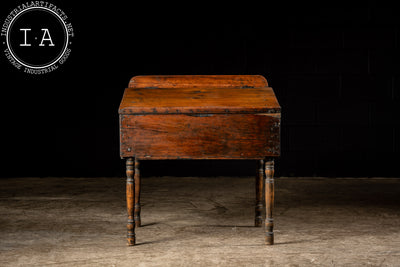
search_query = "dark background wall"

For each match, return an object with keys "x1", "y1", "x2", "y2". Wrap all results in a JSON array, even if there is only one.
[{"x1": 1, "y1": 2, "x2": 399, "y2": 178}]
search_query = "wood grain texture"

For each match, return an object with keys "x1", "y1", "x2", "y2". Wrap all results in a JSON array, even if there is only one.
[
  {"x1": 128, "y1": 75, "x2": 268, "y2": 88},
  {"x1": 119, "y1": 87, "x2": 281, "y2": 115},
  {"x1": 120, "y1": 114, "x2": 280, "y2": 159},
  {"x1": 264, "y1": 159, "x2": 275, "y2": 245},
  {"x1": 134, "y1": 159, "x2": 141, "y2": 227},
  {"x1": 255, "y1": 159, "x2": 264, "y2": 227},
  {"x1": 119, "y1": 75, "x2": 280, "y2": 246},
  {"x1": 126, "y1": 157, "x2": 135, "y2": 246}
]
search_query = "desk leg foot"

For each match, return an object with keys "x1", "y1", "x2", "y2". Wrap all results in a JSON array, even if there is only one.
[
  {"x1": 134, "y1": 159, "x2": 141, "y2": 227},
  {"x1": 255, "y1": 160, "x2": 264, "y2": 227},
  {"x1": 126, "y1": 157, "x2": 136, "y2": 246},
  {"x1": 264, "y1": 159, "x2": 274, "y2": 245}
]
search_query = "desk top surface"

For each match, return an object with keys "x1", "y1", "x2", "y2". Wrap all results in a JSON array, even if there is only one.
[{"x1": 119, "y1": 87, "x2": 281, "y2": 115}]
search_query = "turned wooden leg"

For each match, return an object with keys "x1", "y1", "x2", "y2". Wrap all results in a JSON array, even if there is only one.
[
  {"x1": 126, "y1": 157, "x2": 135, "y2": 246},
  {"x1": 264, "y1": 159, "x2": 275, "y2": 245},
  {"x1": 255, "y1": 159, "x2": 264, "y2": 227},
  {"x1": 134, "y1": 159, "x2": 141, "y2": 227}
]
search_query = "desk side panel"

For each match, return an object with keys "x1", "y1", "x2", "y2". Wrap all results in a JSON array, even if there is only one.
[{"x1": 120, "y1": 114, "x2": 280, "y2": 159}]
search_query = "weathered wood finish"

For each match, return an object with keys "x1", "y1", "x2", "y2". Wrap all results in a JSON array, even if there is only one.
[
  {"x1": 255, "y1": 159, "x2": 264, "y2": 227},
  {"x1": 264, "y1": 159, "x2": 275, "y2": 245},
  {"x1": 129, "y1": 75, "x2": 268, "y2": 89},
  {"x1": 134, "y1": 159, "x2": 141, "y2": 227},
  {"x1": 119, "y1": 87, "x2": 280, "y2": 115},
  {"x1": 120, "y1": 114, "x2": 280, "y2": 159},
  {"x1": 126, "y1": 157, "x2": 135, "y2": 246},
  {"x1": 119, "y1": 75, "x2": 280, "y2": 246}
]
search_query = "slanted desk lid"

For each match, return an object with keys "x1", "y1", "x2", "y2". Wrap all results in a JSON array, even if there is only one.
[
  {"x1": 118, "y1": 87, "x2": 281, "y2": 114},
  {"x1": 128, "y1": 75, "x2": 269, "y2": 88}
]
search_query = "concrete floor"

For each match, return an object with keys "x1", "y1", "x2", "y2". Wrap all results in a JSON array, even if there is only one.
[{"x1": 0, "y1": 176, "x2": 399, "y2": 266}]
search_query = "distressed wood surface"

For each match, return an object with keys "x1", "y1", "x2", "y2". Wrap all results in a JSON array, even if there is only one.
[
  {"x1": 264, "y1": 159, "x2": 275, "y2": 245},
  {"x1": 119, "y1": 87, "x2": 281, "y2": 115},
  {"x1": 126, "y1": 157, "x2": 135, "y2": 246},
  {"x1": 134, "y1": 159, "x2": 141, "y2": 227},
  {"x1": 128, "y1": 75, "x2": 268, "y2": 88},
  {"x1": 119, "y1": 75, "x2": 280, "y2": 246},
  {"x1": 120, "y1": 114, "x2": 280, "y2": 159},
  {"x1": 255, "y1": 159, "x2": 264, "y2": 227}
]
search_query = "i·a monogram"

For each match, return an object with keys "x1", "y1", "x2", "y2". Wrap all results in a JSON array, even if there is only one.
[{"x1": 20, "y1": 28, "x2": 55, "y2": 47}]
